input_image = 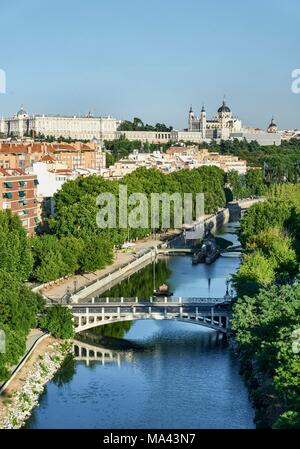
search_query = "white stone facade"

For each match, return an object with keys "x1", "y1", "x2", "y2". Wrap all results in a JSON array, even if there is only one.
[
  {"x1": 0, "y1": 107, "x2": 121, "y2": 141},
  {"x1": 116, "y1": 130, "x2": 171, "y2": 143},
  {"x1": 188, "y1": 100, "x2": 242, "y2": 139}
]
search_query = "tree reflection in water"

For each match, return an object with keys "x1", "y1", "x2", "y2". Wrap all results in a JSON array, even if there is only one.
[{"x1": 101, "y1": 257, "x2": 172, "y2": 298}]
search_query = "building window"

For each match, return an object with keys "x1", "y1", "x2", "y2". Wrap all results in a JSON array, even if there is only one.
[{"x1": 3, "y1": 192, "x2": 12, "y2": 199}]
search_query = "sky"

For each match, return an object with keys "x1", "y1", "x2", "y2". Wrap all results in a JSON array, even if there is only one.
[{"x1": 0, "y1": 0, "x2": 299, "y2": 130}]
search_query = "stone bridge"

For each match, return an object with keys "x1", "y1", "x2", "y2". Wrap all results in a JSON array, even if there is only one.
[{"x1": 57, "y1": 297, "x2": 231, "y2": 334}]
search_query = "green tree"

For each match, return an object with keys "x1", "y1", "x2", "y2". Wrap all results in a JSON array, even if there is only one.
[
  {"x1": 0, "y1": 210, "x2": 33, "y2": 281},
  {"x1": 39, "y1": 306, "x2": 74, "y2": 339}
]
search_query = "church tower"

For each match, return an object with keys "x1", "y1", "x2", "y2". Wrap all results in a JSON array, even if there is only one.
[
  {"x1": 188, "y1": 105, "x2": 195, "y2": 131},
  {"x1": 200, "y1": 105, "x2": 206, "y2": 139}
]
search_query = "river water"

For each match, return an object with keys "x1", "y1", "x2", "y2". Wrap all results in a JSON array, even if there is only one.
[{"x1": 26, "y1": 222, "x2": 255, "y2": 429}]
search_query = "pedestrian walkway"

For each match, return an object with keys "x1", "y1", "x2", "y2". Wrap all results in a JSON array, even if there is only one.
[{"x1": 40, "y1": 235, "x2": 173, "y2": 300}]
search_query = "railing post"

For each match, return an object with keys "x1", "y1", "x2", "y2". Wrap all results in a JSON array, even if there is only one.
[
  {"x1": 117, "y1": 306, "x2": 120, "y2": 318},
  {"x1": 106, "y1": 297, "x2": 109, "y2": 303},
  {"x1": 121, "y1": 297, "x2": 124, "y2": 303},
  {"x1": 180, "y1": 306, "x2": 183, "y2": 318},
  {"x1": 179, "y1": 297, "x2": 182, "y2": 303},
  {"x1": 91, "y1": 297, "x2": 95, "y2": 304},
  {"x1": 102, "y1": 307, "x2": 105, "y2": 319},
  {"x1": 148, "y1": 306, "x2": 151, "y2": 316},
  {"x1": 211, "y1": 306, "x2": 214, "y2": 324},
  {"x1": 164, "y1": 308, "x2": 167, "y2": 318},
  {"x1": 196, "y1": 307, "x2": 199, "y2": 319},
  {"x1": 133, "y1": 306, "x2": 136, "y2": 314},
  {"x1": 150, "y1": 296, "x2": 153, "y2": 302},
  {"x1": 135, "y1": 297, "x2": 138, "y2": 303},
  {"x1": 164, "y1": 297, "x2": 167, "y2": 303}
]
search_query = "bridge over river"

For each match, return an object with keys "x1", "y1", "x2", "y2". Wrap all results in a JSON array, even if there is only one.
[{"x1": 47, "y1": 295, "x2": 232, "y2": 334}]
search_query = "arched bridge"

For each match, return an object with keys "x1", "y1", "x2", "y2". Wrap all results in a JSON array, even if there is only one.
[{"x1": 60, "y1": 297, "x2": 232, "y2": 334}]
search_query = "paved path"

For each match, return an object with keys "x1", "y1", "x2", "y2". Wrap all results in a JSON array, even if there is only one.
[
  {"x1": 40, "y1": 235, "x2": 179, "y2": 300},
  {"x1": 25, "y1": 329, "x2": 45, "y2": 352},
  {"x1": 0, "y1": 329, "x2": 45, "y2": 392}
]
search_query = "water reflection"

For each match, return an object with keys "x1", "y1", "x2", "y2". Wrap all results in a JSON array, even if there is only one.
[{"x1": 26, "y1": 222, "x2": 255, "y2": 429}]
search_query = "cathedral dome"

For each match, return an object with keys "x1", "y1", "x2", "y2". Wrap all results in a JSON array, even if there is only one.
[
  {"x1": 16, "y1": 106, "x2": 28, "y2": 117},
  {"x1": 267, "y1": 117, "x2": 278, "y2": 132},
  {"x1": 218, "y1": 100, "x2": 231, "y2": 113}
]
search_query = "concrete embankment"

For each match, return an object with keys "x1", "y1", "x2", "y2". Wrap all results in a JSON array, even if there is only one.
[
  {"x1": 71, "y1": 207, "x2": 231, "y2": 302},
  {"x1": 39, "y1": 198, "x2": 264, "y2": 303},
  {"x1": 72, "y1": 246, "x2": 159, "y2": 302},
  {"x1": 0, "y1": 340, "x2": 72, "y2": 429}
]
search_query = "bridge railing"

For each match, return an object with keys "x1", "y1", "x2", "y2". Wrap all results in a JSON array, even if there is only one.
[{"x1": 76, "y1": 296, "x2": 229, "y2": 305}]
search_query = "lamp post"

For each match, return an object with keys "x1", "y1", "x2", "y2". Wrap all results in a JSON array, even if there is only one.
[{"x1": 223, "y1": 279, "x2": 232, "y2": 302}]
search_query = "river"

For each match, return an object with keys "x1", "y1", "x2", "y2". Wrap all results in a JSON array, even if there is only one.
[{"x1": 26, "y1": 221, "x2": 255, "y2": 429}]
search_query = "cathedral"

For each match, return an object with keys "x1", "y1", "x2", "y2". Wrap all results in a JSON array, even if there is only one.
[{"x1": 188, "y1": 99, "x2": 242, "y2": 140}]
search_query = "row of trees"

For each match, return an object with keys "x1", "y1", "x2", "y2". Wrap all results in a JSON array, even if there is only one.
[
  {"x1": 104, "y1": 137, "x2": 173, "y2": 166},
  {"x1": 33, "y1": 166, "x2": 227, "y2": 281},
  {"x1": 232, "y1": 187, "x2": 300, "y2": 428},
  {"x1": 31, "y1": 165, "x2": 265, "y2": 282},
  {"x1": 0, "y1": 212, "x2": 45, "y2": 380},
  {"x1": 0, "y1": 211, "x2": 77, "y2": 380},
  {"x1": 118, "y1": 117, "x2": 173, "y2": 132},
  {"x1": 225, "y1": 169, "x2": 266, "y2": 201},
  {"x1": 199, "y1": 138, "x2": 300, "y2": 183}
]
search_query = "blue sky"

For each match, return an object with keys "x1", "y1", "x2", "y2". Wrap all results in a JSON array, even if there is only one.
[{"x1": 0, "y1": 0, "x2": 299, "y2": 129}]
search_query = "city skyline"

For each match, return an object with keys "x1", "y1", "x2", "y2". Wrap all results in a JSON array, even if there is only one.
[{"x1": 0, "y1": 0, "x2": 299, "y2": 130}]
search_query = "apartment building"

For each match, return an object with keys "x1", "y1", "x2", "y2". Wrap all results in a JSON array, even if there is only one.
[
  {"x1": 0, "y1": 168, "x2": 39, "y2": 234},
  {"x1": 52, "y1": 143, "x2": 105, "y2": 171},
  {"x1": 0, "y1": 141, "x2": 105, "y2": 171}
]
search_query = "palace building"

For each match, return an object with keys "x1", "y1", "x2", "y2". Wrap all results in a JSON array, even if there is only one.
[{"x1": 0, "y1": 106, "x2": 120, "y2": 141}]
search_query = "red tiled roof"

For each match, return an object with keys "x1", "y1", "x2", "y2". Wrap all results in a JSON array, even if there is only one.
[
  {"x1": 0, "y1": 167, "x2": 26, "y2": 176},
  {"x1": 41, "y1": 154, "x2": 55, "y2": 162}
]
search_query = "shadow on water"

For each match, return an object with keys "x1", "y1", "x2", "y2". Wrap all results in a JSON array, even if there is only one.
[{"x1": 25, "y1": 222, "x2": 255, "y2": 429}]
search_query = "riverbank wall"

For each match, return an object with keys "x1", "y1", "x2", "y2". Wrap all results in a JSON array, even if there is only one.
[
  {"x1": 0, "y1": 332, "x2": 48, "y2": 395},
  {"x1": 71, "y1": 207, "x2": 231, "y2": 302},
  {"x1": 0, "y1": 341, "x2": 72, "y2": 429}
]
